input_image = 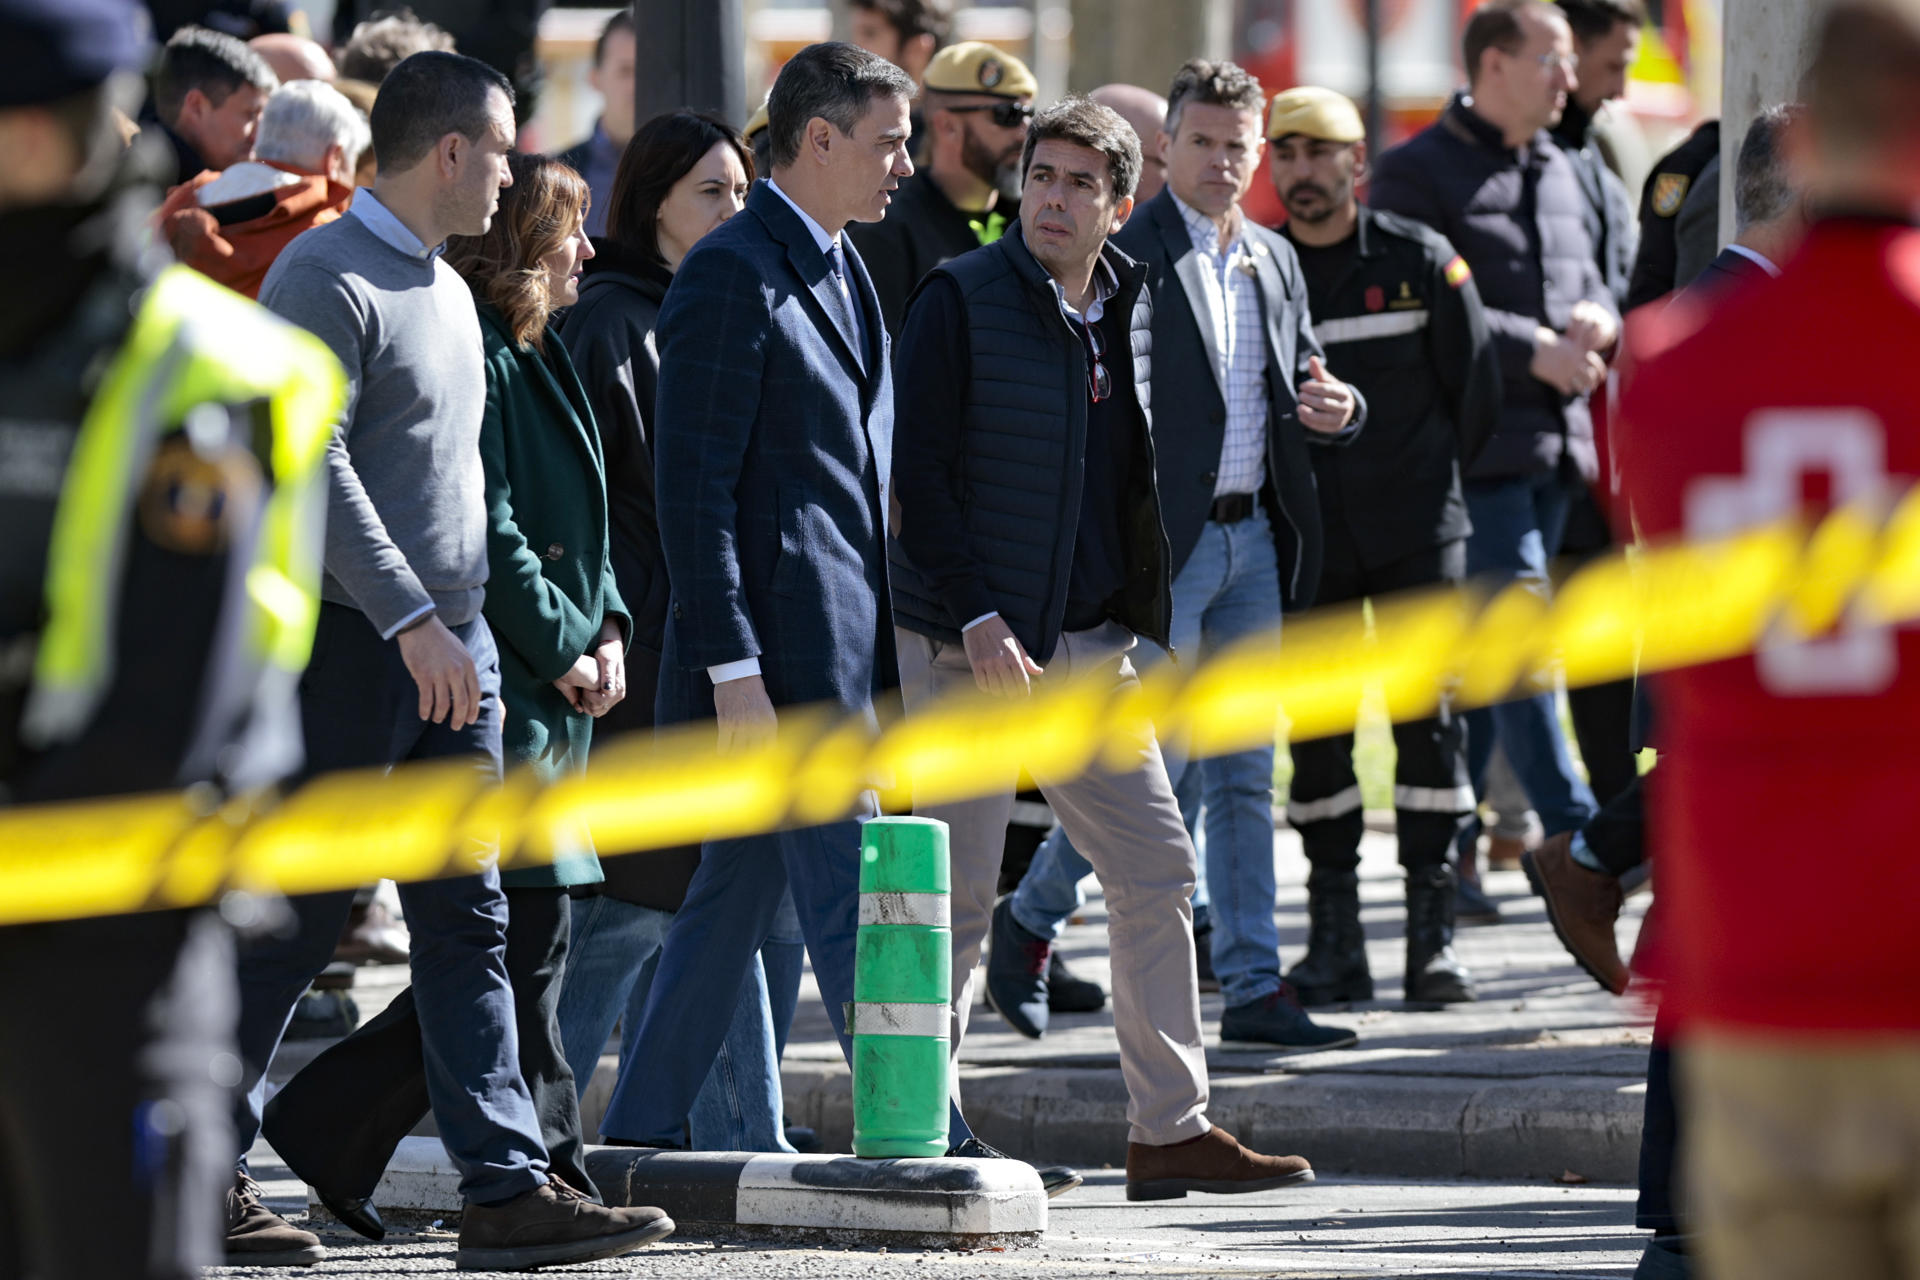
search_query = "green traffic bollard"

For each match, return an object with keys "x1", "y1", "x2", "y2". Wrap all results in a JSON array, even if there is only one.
[{"x1": 850, "y1": 815, "x2": 952, "y2": 1159}]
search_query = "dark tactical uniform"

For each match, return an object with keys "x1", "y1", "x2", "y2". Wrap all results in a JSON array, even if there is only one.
[
  {"x1": 0, "y1": 179, "x2": 335, "y2": 1277},
  {"x1": 1625, "y1": 120, "x2": 1721, "y2": 311},
  {"x1": 1278, "y1": 206, "x2": 1501, "y2": 1001},
  {"x1": 847, "y1": 169, "x2": 1013, "y2": 337}
]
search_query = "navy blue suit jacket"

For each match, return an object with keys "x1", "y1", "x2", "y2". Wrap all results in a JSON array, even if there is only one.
[{"x1": 652, "y1": 181, "x2": 894, "y2": 725}]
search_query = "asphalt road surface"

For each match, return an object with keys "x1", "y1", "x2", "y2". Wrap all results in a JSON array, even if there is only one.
[{"x1": 209, "y1": 1156, "x2": 1646, "y2": 1279}]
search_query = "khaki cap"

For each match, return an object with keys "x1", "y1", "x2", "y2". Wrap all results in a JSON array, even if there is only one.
[
  {"x1": 923, "y1": 41, "x2": 1037, "y2": 99},
  {"x1": 1266, "y1": 86, "x2": 1366, "y2": 143},
  {"x1": 744, "y1": 98, "x2": 770, "y2": 141}
]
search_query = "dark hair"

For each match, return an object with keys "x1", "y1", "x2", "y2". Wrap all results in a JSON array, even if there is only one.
[
  {"x1": 1020, "y1": 95, "x2": 1143, "y2": 201},
  {"x1": 1553, "y1": 0, "x2": 1645, "y2": 44},
  {"x1": 1462, "y1": 0, "x2": 1563, "y2": 84},
  {"x1": 444, "y1": 153, "x2": 588, "y2": 352},
  {"x1": 1804, "y1": 0, "x2": 1920, "y2": 164},
  {"x1": 594, "y1": 8, "x2": 635, "y2": 68},
  {"x1": 848, "y1": 0, "x2": 952, "y2": 47},
  {"x1": 1733, "y1": 104, "x2": 1805, "y2": 230},
  {"x1": 604, "y1": 110, "x2": 755, "y2": 265},
  {"x1": 154, "y1": 25, "x2": 278, "y2": 125},
  {"x1": 338, "y1": 7, "x2": 457, "y2": 85},
  {"x1": 370, "y1": 50, "x2": 513, "y2": 173},
  {"x1": 1164, "y1": 58, "x2": 1266, "y2": 138},
  {"x1": 766, "y1": 42, "x2": 917, "y2": 170}
]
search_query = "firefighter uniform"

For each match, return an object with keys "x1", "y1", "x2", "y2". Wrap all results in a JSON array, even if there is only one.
[
  {"x1": 1278, "y1": 202, "x2": 1502, "y2": 1004},
  {"x1": 0, "y1": 150, "x2": 340, "y2": 1280}
]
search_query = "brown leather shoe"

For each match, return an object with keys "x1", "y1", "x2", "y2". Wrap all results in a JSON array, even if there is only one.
[
  {"x1": 1125, "y1": 1126, "x2": 1313, "y2": 1201},
  {"x1": 1486, "y1": 833, "x2": 1529, "y2": 872},
  {"x1": 456, "y1": 1176, "x2": 673, "y2": 1271},
  {"x1": 1523, "y1": 833, "x2": 1628, "y2": 994}
]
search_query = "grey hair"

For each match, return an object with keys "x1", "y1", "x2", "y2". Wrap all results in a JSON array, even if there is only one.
[
  {"x1": 1734, "y1": 103, "x2": 1805, "y2": 231},
  {"x1": 254, "y1": 80, "x2": 372, "y2": 174},
  {"x1": 1164, "y1": 58, "x2": 1266, "y2": 140},
  {"x1": 767, "y1": 41, "x2": 917, "y2": 170}
]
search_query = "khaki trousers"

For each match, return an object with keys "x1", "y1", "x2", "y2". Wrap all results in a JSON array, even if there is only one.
[
  {"x1": 894, "y1": 622, "x2": 1210, "y2": 1146},
  {"x1": 1685, "y1": 1029, "x2": 1920, "y2": 1280}
]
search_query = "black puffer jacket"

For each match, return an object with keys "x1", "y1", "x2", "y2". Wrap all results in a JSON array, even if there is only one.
[
  {"x1": 888, "y1": 228, "x2": 1172, "y2": 665},
  {"x1": 1551, "y1": 98, "x2": 1638, "y2": 312},
  {"x1": 1370, "y1": 93, "x2": 1616, "y2": 483}
]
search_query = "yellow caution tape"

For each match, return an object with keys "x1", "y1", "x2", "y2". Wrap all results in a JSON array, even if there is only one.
[{"x1": 2, "y1": 489, "x2": 1914, "y2": 928}]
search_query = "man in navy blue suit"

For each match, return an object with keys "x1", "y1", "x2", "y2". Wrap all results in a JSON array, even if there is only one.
[{"x1": 596, "y1": 43, "x2": 1079, "y2": 1189}]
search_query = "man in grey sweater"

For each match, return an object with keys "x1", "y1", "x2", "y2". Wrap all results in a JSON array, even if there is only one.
[{"x1": 232, "y1": 51, "x2": 670, "y2": 1271}]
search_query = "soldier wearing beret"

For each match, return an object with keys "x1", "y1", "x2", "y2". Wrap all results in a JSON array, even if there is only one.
[{"x1": 846, "y1": 41, "x2": 1035, "y2": 334}]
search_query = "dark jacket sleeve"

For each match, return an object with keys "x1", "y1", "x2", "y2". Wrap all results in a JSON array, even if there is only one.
[
  {"x1": 1428, "y1": 246, "x2": 1501, "y2": 468},
  {"x1": 652, "y1": 245, "x2": 770, "y2": 671},
  {"x1": 1371, "y1": 146, "x2": 1542, "y2": 386},
  {"x1": 1285, "y1": 239, "x2": 1365, "y2": 447},
  {"x1": 890, "y1": 274, "x2": 999, "y2": 628},
  {"x1": 478, "y1": 350, "x2": 598, "y2": 683},
  {"x1": 847, "y1": 221, "x2": 914, "y2": 337},
  {"x1": 561, "y1": 297, "x2": 667, "y2": 655}
]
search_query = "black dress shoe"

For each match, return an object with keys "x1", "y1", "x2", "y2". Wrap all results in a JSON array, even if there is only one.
[
  {"x1": 947, "y1": 1136, "x2": 1083, "y2": 1199},
  {"x1": 1046, "y1": 952, "x2": 1107, "y2": 1014},
  {"x1": 317, "y1": 1192, "x2": 384, "y2": 1242}
]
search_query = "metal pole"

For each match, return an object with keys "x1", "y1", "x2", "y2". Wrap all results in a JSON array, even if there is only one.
[
  {"x1": 1363, "y1": 0, "x2": 1385, "y2": 152},
  {"x1": 634, "y1": 0, "x2": 748, "y2": 130}
]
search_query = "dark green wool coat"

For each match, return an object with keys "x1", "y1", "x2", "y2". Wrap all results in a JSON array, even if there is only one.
[{"x1": 475, "y1": 302, "x2": 629, "y2": 888}]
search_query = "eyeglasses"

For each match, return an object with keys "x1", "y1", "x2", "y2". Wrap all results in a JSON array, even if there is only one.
[
  {"x1": 944, "y1": 101, "x2": 1035, "y2": 129},
  {"x1": 1528, "y1": 51, "x2": 1576, "y2": 73},
  {"x1": 1082, "y1": 320, "x2": 1111, "y2": 403}
]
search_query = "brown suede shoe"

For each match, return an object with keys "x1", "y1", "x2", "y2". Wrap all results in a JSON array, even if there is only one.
[
  {"x1": 225, "y1": 1172, "x2": 325, "y2": 1267},
  {"x1": 1487, "y1": 833, "x2": 1529, "y2": 872},
  {"x1": 1125, "y1": 1126, "x2": 1314, "y2": 1201},
  {"x1": 1524, "y1": 833, "x2": 1629, "y2": 994},
  {"x1": 456, "y1": 1176, "x2": 673, "y2": 1272}
]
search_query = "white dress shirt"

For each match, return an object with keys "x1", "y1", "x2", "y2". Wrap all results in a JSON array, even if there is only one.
[{"x1": 1172, "y1": 192, "x2": 1269, "y2": 498}]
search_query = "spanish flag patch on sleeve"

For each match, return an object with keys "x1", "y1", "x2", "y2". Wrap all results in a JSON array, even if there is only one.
[{"x1": 1444, "y1": 255, "x2": 1471, "y2": 288}]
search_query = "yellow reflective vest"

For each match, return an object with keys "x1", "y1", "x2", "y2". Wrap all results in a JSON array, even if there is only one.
[{"x1": 22, "y1": 265, "x2": 345, "y2": 749}]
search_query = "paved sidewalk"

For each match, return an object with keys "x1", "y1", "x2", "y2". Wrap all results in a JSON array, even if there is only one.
[{"x1": 286, "y1": 823, "x2": 1652, "y2": 1184}]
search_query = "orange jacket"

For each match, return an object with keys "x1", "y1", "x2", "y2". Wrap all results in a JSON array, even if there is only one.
[{"x1": 157, "y1": 161, "x2": 353, "y2": 300}]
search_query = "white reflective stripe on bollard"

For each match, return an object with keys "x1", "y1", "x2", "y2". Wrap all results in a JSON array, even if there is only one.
[
  {"x1": 858, "y1": 892, "x2": 951, "y2": 927},
  {"x1": 849, "y1": 1002, "x2": 949, "y2": 1037}
]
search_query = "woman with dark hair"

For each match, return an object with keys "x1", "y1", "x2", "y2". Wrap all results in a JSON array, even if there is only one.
[
  {"x1": 440, "y1": 151, "x2": 633, "y2": 1188},
  {"x1": 555, "y1": 112, "x2": 804, "y2": 1152}
]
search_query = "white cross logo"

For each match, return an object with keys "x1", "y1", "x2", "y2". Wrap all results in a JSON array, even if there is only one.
[{"x1": 1685, "y1": 409, "x2": 1904, "y2": 696}]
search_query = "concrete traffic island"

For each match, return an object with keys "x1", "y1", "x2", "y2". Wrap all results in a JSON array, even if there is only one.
[{"x1": 307, "y1": 1138, "x2": 1047, "y2": 1248}]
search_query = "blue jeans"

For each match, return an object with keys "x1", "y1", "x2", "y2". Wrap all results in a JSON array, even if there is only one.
[
  {"x1": 558, "y1": 894, "x2": 793, "y2": 1152},
  {"x1": 234, "y1": 606, "x2": 547, "y2": 1203},
  {"x1": 1461, "y1": 474, "x2": 1597, "y2": 835},
  {"x1": 762, "y1": 892, "x2": 805, "y2": 1062},
  {"x1": 1011, "y1": 508, "x2": 1285, "y2": 1009},
  {"x1": 594, "y1": 806, "x2": 869, "y2": 1146}
]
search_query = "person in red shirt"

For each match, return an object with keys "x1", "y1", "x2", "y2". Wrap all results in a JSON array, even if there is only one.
[{"x1": 1614, "y1": 3, "x2": 1920, "y2": 1275}]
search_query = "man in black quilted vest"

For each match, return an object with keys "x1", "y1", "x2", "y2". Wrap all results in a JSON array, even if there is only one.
[{"x1": 889, "y1": 95, "x2": 1318, "y2": 1203}]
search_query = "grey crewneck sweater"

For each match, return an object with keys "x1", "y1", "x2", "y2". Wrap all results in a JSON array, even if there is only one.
[{"x1": 260, "y1": 209, "x2": 487, "y2": 636}]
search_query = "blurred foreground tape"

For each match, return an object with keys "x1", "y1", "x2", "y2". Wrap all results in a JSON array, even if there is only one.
[{"x1": 3, "y1": 489, "x2": 1915, "y2": 926}]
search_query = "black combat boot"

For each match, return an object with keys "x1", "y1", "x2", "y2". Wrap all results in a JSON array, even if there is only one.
[
  {"x1": 1404, "y1": 864, "x2": 1476, "y2": 1006},
  {"x1": 1284, "y1": 869, "x2": 1373, "y2": 1005}
]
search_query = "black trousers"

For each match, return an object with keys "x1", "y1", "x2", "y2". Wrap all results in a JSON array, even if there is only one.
[
  {"x1": 261, "y1": 887, "x2": 593, "y2": 1201},
  {"x1": 1287, "y1": 540, "x2": 1474, "y2": 874},
  {"x1": 0, "y1": 910, "x2": 234, "y2": 1280}
]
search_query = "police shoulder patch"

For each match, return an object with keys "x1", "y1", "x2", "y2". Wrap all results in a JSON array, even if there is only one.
[
  {"x1": 1651, "y1": 172, "x2": 1691, "y2": 217},
  {"x1": 1443, "y1": 255, "x2": 1471, "y2": 288}
]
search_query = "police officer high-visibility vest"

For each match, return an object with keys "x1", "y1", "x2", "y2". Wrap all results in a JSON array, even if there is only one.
[{"x1": 21, "y1": 264, "x2": 344, "y2": 751}]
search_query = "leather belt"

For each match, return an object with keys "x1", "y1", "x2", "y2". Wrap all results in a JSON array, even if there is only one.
[{"x1": 1209, "y1": 492, "x2": 1256, "y2": 524}]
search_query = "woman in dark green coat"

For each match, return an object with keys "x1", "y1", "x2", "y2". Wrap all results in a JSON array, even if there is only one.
[{"x1": 442, "y1": 152, "x2": 631, "y2": 1198}]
